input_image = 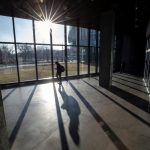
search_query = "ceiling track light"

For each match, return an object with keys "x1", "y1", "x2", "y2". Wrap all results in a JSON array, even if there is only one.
[{"x1": 40, "y1": 0, "x2": 44, "y2": 4}]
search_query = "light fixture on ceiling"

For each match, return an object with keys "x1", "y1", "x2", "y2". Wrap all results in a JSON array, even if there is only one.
[{"x1": 39, "y1": 0, "x2": 44, "y2": 3}]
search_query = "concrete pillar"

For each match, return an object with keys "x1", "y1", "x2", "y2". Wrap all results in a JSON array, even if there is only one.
[
  {"x1": 99, "y1": 11, "x2": 115, "y2": 87},
  {"x1": 0, "y1": 88, "x2": 10, "y2": 150}
]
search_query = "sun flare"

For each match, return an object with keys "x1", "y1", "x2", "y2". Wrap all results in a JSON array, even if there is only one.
[{"x1": 43, "y1": 19, "x2": 53, "y2": 29}]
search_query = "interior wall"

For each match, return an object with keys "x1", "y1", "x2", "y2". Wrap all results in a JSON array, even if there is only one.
[
  {"x1": 143, "y1": 17, "x2": 150, "y2": 90},
  {"x1": 113, "y1": 1, "x2": 146, "y2": 77}
]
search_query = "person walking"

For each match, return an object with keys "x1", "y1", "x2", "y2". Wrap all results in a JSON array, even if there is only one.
[{"x1": 55, "y1": 62, "x2": 65, "y2": 84}]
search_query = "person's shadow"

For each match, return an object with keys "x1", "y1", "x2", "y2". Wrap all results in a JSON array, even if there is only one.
[{"x1": 59, "y1": 85, "x2": 81, "y2": 145}]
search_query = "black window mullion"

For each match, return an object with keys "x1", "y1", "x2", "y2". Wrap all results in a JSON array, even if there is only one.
[
  {"x1": 64, "y1": 24, "x2": 68, "y2": 78},
  {"x1": 50, "y1": 28, "x2": 54, "y2": 77},
  {"x1": 77, "y1": 25, "x2": 79, "y2": 76},
  {"x1": 96, "y1": 30, "x2": 98, "y2": 74},
  {"x1": 12, "y1": 16, "x2": 20, "y2": 83},
  {"x1": 32, "y1": 19, "x2": 38, "y2": 80},
  {"x1": 88, "y1": 28, "x2": 90, "y2": 75}
]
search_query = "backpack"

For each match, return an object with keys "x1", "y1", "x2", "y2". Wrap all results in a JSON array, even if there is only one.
[{"x1": 61, "y1": 65, "x2": 65, "y2": 72}]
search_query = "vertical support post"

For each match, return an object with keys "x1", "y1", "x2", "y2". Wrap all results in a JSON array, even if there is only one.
[
  {"x1": 50, "y1": 28, "x2": 54, "y2": 77},
  {"x1": 64, "y1": 24, "x2": 68, "y2": 78},
  {"x1": 88, "y1": 28, "x2": 90, "y2": 75},
  {"x1": 99, "y1": 11, "x2": 115, "y2": 87},
  {"x1": 77, "y1": 25, "x2": 80, "y2": 76},
  {"x1": 96, "y1": 30, "x2": 98, "y2": 74},
  {"x1": 12, "y1": 16, "x2": 20, "y2": 83},
  {"x1": 32, "y1": 19, "x2": 38, "y2": 80}
]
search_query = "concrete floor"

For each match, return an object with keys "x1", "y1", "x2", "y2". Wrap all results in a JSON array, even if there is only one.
[{"x1": 1, "y1": 74, "x2": 150, "y2": 150}]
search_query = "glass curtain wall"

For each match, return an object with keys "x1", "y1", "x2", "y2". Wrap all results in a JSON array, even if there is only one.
[
  {"x1": 79, "y1": 27, "x2": 88, "y2": 75},
  {"x1": 34, "y1": 20, "x2": 52, "y2": 79},
  {"x1": 35, "y1": 20, "x2": 50, "y2": 44},
  {"x1": 90, "y1": 29, "x2": 96, "y2": 73},
  {"x1": 16, "y1": 44, "x2": 36, "y2": 81},
  {"x1": 0, "y1": 16, "x2": 18, "y2": 84},
  {"x1": 97, "y1": 31, "x2": 101, "y2": 73},
  {"x1": 0, "y1": 15, "x2": 100, "y2": 85},
  {"x1": 53, "y1": 46, "x2": 65, "y2": 77},
  {"x1": 36, "y1": 45, "x2": 52, "y2": 79},
  {"x1": 0, "y1": 44, "x2": 18, "y2": 83},
  {"x1": 52, "y1": 23, "x2": 65, "y2": 77},
  {"x1": 0, "y1": 16, "x2": 14, "y2": 42},
  {"x1": 67, "y1": 25, "x2": 77, "y2": 76},
  {"x1": 67, "y1": 46, "x2": 77, "y2": 76},
  {"x1": 14, "y1": 18, "x2": 36, "y2": 81}
]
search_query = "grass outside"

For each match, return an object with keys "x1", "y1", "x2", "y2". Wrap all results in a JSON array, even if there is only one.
[{"x1": 0, "y1": 63, "x2": 96, "y2": 84}]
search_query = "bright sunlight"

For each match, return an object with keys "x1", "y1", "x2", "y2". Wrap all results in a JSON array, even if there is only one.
[{"x1": 35, "y1": 19, "x2": 53, "y2": 43}]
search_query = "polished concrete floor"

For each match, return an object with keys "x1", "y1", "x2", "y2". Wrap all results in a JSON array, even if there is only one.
[{"x1": 1, "y1": 73, "x2": 150, "y2": 150}]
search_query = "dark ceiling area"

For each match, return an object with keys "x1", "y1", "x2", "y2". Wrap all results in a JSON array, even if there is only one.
[{"x1": 0, "y1": 0, "x2": 150, "y2": 29}]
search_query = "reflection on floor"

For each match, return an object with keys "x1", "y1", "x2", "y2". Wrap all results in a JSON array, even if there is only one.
[
  {"x1": 1, "y1": 74, "x2": 150, "y2": 150},
  {"x1": 112, "y1": 73, "x2": 149, "y2": 101}
]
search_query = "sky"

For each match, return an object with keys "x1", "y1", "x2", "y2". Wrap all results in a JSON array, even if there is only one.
[
  {"x1": 0, "y1": 15, "x2": 66, "y2": 48},
  {"x1": 0, "y1": 15, "x2": 99, "y2": 50}
]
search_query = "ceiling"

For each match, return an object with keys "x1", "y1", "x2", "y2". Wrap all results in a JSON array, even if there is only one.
[{"x1": 0, "y1": 0, "x2": 150, "y2": 30}]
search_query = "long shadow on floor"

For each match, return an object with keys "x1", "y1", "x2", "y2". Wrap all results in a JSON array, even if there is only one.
[
  {"x1": 94, "y1": 77, "x2": 149, "y2": 113},
  {"x1": 3, "y1": 88, "x2": 16, "y2": 101},
  {"x1": 69, "y1": 81, "x2": 129, "y2": 150},
  {"x1": 53, "y1": 83, "x2": 69, "y2": 150},
  {"x1": 59, "y1": 85, "x2": 81, "y2": 145},
  {"x1": 9, "y1": 85, "x2": 37, "y2": 148},
  {"x1": 107, "y1": 85, "x2": 149, "y2": 113},
  {"x1": 82, "y1": 79, "x2": 150, "y2": 127}
]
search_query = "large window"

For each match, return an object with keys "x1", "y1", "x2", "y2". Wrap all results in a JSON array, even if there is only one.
[
  {"x1": 67, "y1": 46, "x2": 77, "y2": 76},
  {"x1": 14, "y1": 18, "x2": 33, "y2": 43},
  {"x1": 98, "y1": 31, "x2": 101, "y2": 72},
  {"x1": 79, "y1": 27, "x2": 88, "y2": 46},
  {"x1": 0, "y1": 15, "x2": 14, "y2": 42},
  {"x1": 67, "y1": 26, "x2": 77, "y2": 45},
  {"x1": 53, "y1": 46, "x2": 65, "y2": 77},
  {"x1": 90, "y1": 29, "x2": 97, "y2": 73},
  {"x1": 52, "y1": 23, "x2": 64, "y2": 45},
  {"x1": 90, "y1": 47, "x2": 96, "y2": 73},
  {"x1": 17, "y1": 44, "x2": 36, "y2": 81},
  {"x1": 0, "y1": 44, "x2": 18, "y2": 84},
  {"x1": 35, "y1": 21, "x2": 50, "y2": 44},
  {"x1": 36, "y1": 45, "x2": 52, "y2": 79},
  {"x1": 0, "y1": 15, "x2": 100, "y2": 85},
  {"x1": 90, "y1": 29, "x2": 96, "y2": 46},
  {"x1": 79, "y1": 47, "x2": 88, "y2": 74}
]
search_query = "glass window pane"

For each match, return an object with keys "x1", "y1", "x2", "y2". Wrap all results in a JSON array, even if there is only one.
[
  {"x1": 90, "y1": 47, "x2": 96, "y2": 73},
  {"x1": 35, "y1": 20, "x2": 50, "y2": 44},
  {"x1": 0, "y1": 44, "x2": 18, "y2": 84},
  {"x1": 67, "y1": 46, "x2": 77, "y2": 76},
  {"x1": 90, "y1": 29, "x2": 96, "y2": 46},
  {"x1": 0, "y1": 15, "x2": 14, "y2": 42},
  {"x1": 98, "y1": 48, "x2": 100, "y2": 72},
  {"x1": 79, "y1": 47, "x2": 88, "y2": 74},
  {"x1": 36, "y1": 45, "x2": 52, "y2": 79},
  {"x1": 15, "y1": 18, "x2": 33, "y2": 43},
  {"x1": 53, "y1": 46, "x2": 65, "y2": 77},
  {"x1": 98, "y1": 31, "x2": 100, "y2": 47},
  {"x1": 79, "y1": 27, "x2": 88, "y2": 46},
  {"x1": 17, "y1": 44, "x2": 36, "y2": 81},
  {"x1": 98, "y1": 31, "x2": 100, "y2": 72},
  {"x1": 67, "y1": 26, "x2": 77, "y2": 45},
  {"x1": 52, "y1": 23, "x2": 64, "y2": 45}
]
